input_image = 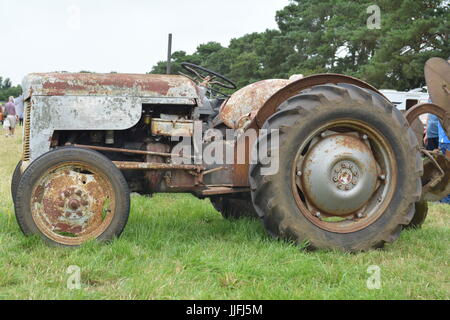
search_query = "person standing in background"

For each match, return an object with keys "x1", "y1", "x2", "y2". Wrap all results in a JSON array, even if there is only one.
[
  {"x1": 0, "y1": 104, "x2": 4, "y2": 125},
  {"x1": 438, "y1": 121, "x2": 450, "y2": 204},
  {"x1": 4, "y1": 96, "x2": 18, "y2": 137},
  {"x1": 425, "y1": 114, "x2": 440, "y2": 150},
  {"x1": 14, "y1": 95, "x2": 24, "y2": 126}
]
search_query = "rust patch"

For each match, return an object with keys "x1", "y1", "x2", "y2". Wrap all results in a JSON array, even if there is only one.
[
  {"x1": 336, "y1": 134, "x2": 368, "y2": 153},
  {"x1": 151, "y1": 119, "x2": 194, "y2": 137},
  {"x1": 30, "y1": 163, "x2": 115, "y2": 245},
  {"x1": 25, "y1": 73, "x2": 198, "y2": 98},
  {"x1": 421, "y1": 151, "x2": 450, "y2": 202},
  {"x1": 220, "y1": 79, "x2": 290, "y2": 129}
]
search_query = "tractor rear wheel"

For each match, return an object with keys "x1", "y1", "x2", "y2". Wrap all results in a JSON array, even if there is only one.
[
  {"x1": 406, "y1": 201, "x2": 428, "y2": 229},
  {"x1": 210, "y1": 195, "x2": 259, "y2": 219},
  {"x1": 250, "y1": 83, "x2": 422, "y2": 252},
  {"x1": 14, "y1": 147, "x2": 130, "y2": 246}
]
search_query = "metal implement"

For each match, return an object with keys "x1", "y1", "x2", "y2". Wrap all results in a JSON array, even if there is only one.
[
  {"x1": 420, "y1": 150, "x2": 450, "y2": 202},
  {"x1": 405, "y1": 58, "x2": 450, "y2": 203},
  {"x1": 405, "y1": 103, "x2": 450, "y2": 136},
  {"x1": 405, "y1": 57, "x2": 450, "y2": 136},
  {"x1": 424, "y1": 57, "x2": 450, "y2": 117}
]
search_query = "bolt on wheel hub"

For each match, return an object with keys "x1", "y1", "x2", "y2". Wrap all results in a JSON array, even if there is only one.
[
  {"x1": 300, "y1": 134, "x2": 379, "y2": 216},
  {"x1": 333, "y1": 161, "x2": 360, "y2": 191}
]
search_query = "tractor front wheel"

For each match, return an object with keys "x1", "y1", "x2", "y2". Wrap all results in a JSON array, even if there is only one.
[
  {"x1": 14, "y1": 147, "x2": 130, "y2": 246},
  {"x1": 11, "y1": 160, "x2": 22, "y2": 204}
]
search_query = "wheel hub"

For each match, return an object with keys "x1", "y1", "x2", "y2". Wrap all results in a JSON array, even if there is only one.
[
  {"x1": 31, "y1": 163, "x2": 115, "y2": 244},
  {"x1": 332, "y1": 161, "x2": 360, "y2": 191},
  {"x1": 300, "y1": 134, "x2": 379, "y2": 216}
]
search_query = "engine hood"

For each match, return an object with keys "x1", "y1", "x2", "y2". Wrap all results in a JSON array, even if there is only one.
[{"x1": 22, "y1": 73, "x2": 199, "y2": 99}]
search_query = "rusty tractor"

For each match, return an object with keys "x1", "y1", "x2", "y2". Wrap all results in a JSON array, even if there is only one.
[{"x1": 11, "y1": 58, "x2": 450, "y2": 251}]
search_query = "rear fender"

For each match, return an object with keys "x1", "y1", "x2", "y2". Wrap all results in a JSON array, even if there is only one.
[{"x1": 251, "y1": 73, "x2": 387, "y2": 130}]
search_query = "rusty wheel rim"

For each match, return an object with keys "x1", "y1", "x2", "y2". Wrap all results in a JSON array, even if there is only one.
[
  {"x1": 292, "y1": 119, "x2": 397, "y2": 234},
  {"x1": 30, "y1": 162, "x2": 116, "y2": 245}
]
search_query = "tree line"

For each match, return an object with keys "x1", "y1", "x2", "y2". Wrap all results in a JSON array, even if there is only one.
[
  {"x1": 0, "y1": 77, "x2": 22, "y2": 102},
  {"x1": 150, "y1": 0, "x2": 449, "y2": 91}
]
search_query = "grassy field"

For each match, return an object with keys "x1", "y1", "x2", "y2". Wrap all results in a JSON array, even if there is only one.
[{"x1": 0, "y1": 129, "x2": 448, "y2": 300}]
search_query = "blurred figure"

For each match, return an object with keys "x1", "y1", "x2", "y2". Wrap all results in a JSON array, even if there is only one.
[
  {"x1": 0, "y1": 104, "x2": 4, "y2": 125},
  {"x1": 4, "y1": 96, "x2": 18, "y2": 137},
  {"x1": 14, "y1": 95, "x2": 24, "y2": 126},
  {"x1": 438, "y1": 121, "x2": 450, "y2": 204},
  {"x1": 424, "y1": 114, "x2": 440, "y2": 151}
]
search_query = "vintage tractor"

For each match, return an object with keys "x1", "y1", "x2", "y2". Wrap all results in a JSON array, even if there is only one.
[{"x1": 11, "y1": 58, "x2": 450, "y2": 251}]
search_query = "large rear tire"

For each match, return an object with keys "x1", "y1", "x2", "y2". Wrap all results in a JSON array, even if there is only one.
[
  {"x1": 250, "y1": 84, "x2": 422, "y2": 252},
  {"x1": 15, "y1": 147, "x2": 130, "y2": 247},
  {"x1": 406, "y1": 201, "x2": 428, "y2": 229}
]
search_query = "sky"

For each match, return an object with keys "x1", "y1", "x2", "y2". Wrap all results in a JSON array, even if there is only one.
[{"x1": 0, "y1": 0, "x2": 290, "y2": 85}]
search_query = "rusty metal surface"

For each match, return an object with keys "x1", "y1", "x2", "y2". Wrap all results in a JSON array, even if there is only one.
[
  {"x1": 405, "y1": 103, "x2": 450, "y2": 137},
  {"x1": 31, "y1": 162, "x2": 115, "y2": 246},
  {"x1": 145, "y1": 143, "x2": 170, "y2": 193},
  {"x1": 202, "y1": 187, "x2": 251, "y2": 196},
  {"x1": 23, "y1": 73, "x2": 199, "y2": 98},
  {"x1": 113, "y1": 161, "x2": 203, "y2": 171},
  {"x1": 22, "y1": 73, "x2": 201, "y2": 162},
  {"x1": 250, "y1": 74, "x2": 387, "y2": 130},
  {"x1": 151, "y1": 118, "x2": 194, "y2": 137},
  {"x1": 424, "y1": 58, "x2": 450, "y2": 115},
  {"x1": 162, "y1": 170, "x2": 201, "y2": 191},
  {"x1": 401, "y1": 110, "x2": 425, "y2": 148},
  {"x1": 22, "y1": 100, "x2": 31, "y2": 162},
  {"x1": 220, "y1": 79, "x2": 290, "y2": 129},
  {"x1": 405, "y1": 102, "x2": 450, "y2": 202},
  {"x1": 421, "y1": 151, "x2": 450, "y2": 202},
  {"x1": 27, "y1": 95, "x2": 143, "y2": 161},
  {"x1": 72, "y1": 144, "x2": 174, "y2": 158}
]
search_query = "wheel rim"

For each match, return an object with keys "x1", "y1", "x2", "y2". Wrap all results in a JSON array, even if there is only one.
[
  {"x1": 292, "y1": 119, "x2": 397, "y2": 233},
  {"x1": 30, "y1": 162, "x2": 116, "y2": 245}
]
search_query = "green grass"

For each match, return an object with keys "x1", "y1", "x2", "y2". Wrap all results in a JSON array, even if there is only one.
[{"x1": 0, "y1": 130, "x2": 449, "y2": 300}]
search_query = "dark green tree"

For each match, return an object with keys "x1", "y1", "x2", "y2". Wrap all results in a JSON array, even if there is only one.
[{"x1": 150, "y1": 0, "x2": 449, "y2": 91}]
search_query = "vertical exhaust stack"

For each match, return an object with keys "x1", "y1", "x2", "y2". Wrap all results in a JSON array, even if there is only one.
[{"x1": 167, "y1": 33, "x2": 173, "y2": 75}]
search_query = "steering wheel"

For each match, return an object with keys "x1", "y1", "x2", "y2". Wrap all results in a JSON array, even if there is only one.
[{"x1": 180, "y1": 62, "x2": 237, "y2": 91}]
